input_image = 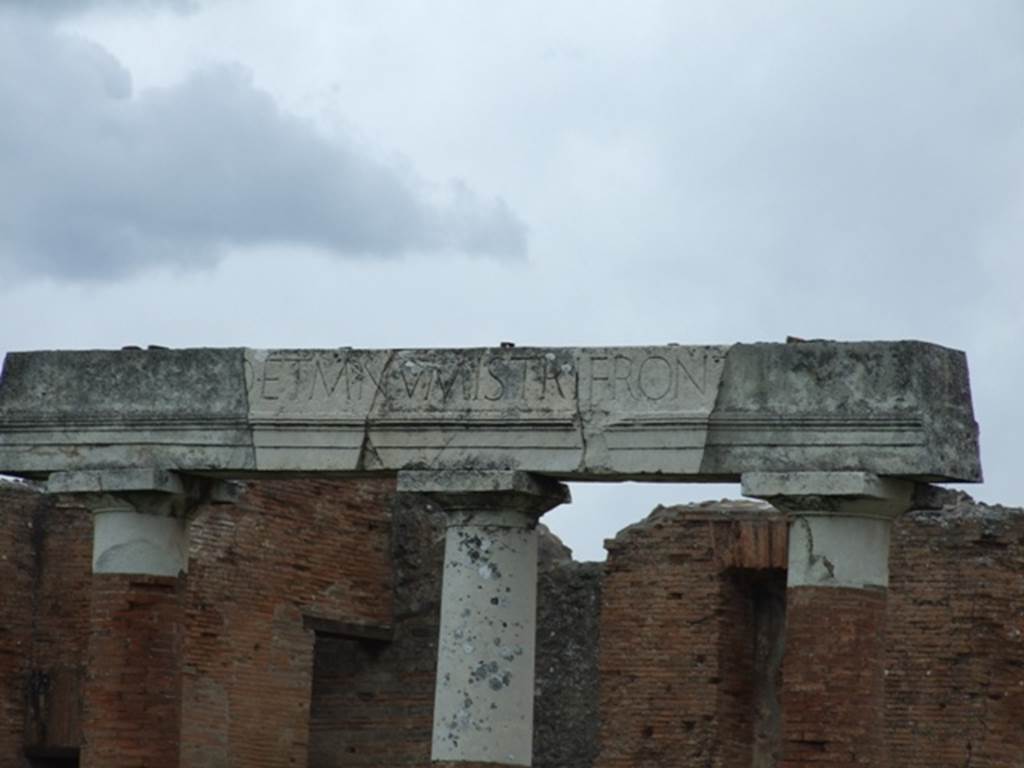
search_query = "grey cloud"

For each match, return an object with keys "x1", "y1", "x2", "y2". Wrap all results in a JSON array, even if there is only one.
[
  {"x1": 0, "y1": 0, "x2": 198, "y2": 18},
  {"x1": 0, "y1": 16, "x2": 526, "y2": 281}
]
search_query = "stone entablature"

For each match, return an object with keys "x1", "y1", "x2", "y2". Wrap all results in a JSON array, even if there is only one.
[{"x1": 0, "y1": 341, "x2": 981, "y2": 482}]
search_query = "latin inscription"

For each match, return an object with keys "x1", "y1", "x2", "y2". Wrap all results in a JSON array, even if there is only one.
[
  {"x1": 587, "y1": 350, "x2": 713, "y2": 402},
  {"x1": 245, "y1": 347, "x2": 726, "y2": 416}
]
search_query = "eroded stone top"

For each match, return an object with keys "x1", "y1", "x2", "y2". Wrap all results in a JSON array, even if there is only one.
[{"x1": 0, "y1": 341, "x2": 981, "y2": 482}]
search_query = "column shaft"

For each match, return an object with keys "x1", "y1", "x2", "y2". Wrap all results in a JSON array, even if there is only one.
[
  {"x1": 397, "y1": 470, "x2": 569, "y2": 768},
  {"x1": 434, "y1": 511, "x2": 538, "y2": 765}
]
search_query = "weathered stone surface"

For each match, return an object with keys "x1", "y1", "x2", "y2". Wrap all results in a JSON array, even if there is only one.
[
  {"x1": 0, "y1": 341, "x2": 981, "y2": 481},
  {"x1": 47, "y1": 468, "x2": 186, "y2": 495},
  {"x1": 741, "y1": 470, "x2": 912, "y2": 501},
  {"x1": 0, "y1": 347, "x2": 253, "y2": 474}
]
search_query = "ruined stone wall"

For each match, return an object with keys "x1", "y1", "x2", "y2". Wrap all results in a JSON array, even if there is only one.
[
  {"x1": 4, "y1": 480, "x2": 1024, "y2": 768},
  {"x1": 5, "y1": 482, "x2": 579, "y2": 766},
  {"x1": 886, "y1": 492, "x2": 1024, "y2": 767},
  {"x1": 593, "y1": 502, "x2": 788, "y2": 768},
  {"x1": 534, "y1": 555, "x2": 602, "y2": 768},
  {"x1": 1, "y1": 478, "x2": 396, "y2": 768}
]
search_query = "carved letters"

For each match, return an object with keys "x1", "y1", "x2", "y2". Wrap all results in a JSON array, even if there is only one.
[
  {"x1": 584, "y1": 348, "x2": 721, "y2": 404},
  {"x1": 245, "y1": 347, "x2": 727, "y2": 418}
]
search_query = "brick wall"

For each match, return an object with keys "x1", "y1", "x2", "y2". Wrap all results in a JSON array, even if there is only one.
[
  {"x1": 26, "y1": 495, "x2": 91, "y2": 758},
  {"x1": 80, "y1": 574, "x2": 185, "y2": 768},
  {"x1": 0, "y1": 477, "x2": 396, "y2": 768},
  {"x1": 780, "y1": 586, "x2": 888, "y2": 766},
  {"x1": 181, "y1": 477, "x2": 395, "y2": 768},
  {"x1": 306, "y1": 493, "x2": 441, "y2": 768},
  {"x1": 5, "y1": 480, "x2": 1024, "y2": 768},
  {"x1": 0, "y1": 483, "x2": 92, "y2": 767},
  {"x1": 593, "y1": 501, "x2": 787, "y2": 768},
  {"x1": 886, "y1": 491, "x2": 1024, "y2": 767},
  {"x1": 0, "y1": 481, "x2": 38, "y2": 768}
]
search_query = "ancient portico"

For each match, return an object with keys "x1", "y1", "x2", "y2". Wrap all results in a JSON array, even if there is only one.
[{"x1": 0, "y1": 341, "x2": 982, "y2": 767}]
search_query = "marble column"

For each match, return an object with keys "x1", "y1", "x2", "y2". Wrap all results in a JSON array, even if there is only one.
[
  {"x1": 742, "y1": 471, "x2": 914, "y2": 768},
  {"x1": 398, "y1": 470, "x2": 570, "y2": 768}
]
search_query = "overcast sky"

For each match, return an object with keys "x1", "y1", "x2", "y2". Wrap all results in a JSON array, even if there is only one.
[{"x1": 1, "y1": 0, "x2": 1021, "y2": 559}]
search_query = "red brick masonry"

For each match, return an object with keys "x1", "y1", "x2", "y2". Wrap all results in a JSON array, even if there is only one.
[
  {"x1": 595, "y1": 502, "x2": 788, "y2": 768},
  {"x1": 2, "y1": 483, "x2": 1022, "y2": 767},
  {"x1": 781, "y1": 586, "x2": 887, "y2": 767},
  {"x1": 886, "y1": 500, "x2": 1024, "y2": 768},
  {"x1": 181, "y1": 478, "x2": 394, "y2": 768},
  {"x1": 81, "y1": 573, "x2": 184, "y2": 768}
]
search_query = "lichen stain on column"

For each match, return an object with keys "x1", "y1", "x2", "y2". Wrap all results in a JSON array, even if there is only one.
[{"x1": 434, "y1": 519, "x2": 537, "y2": 765}]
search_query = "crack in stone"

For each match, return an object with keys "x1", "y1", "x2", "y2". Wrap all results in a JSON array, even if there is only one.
[
  {"x1": 820, "y1": 555, "x2": 836, "y2": 579},
  {"x1": 797, "y1": 516, "x2": 836, "y2": 584},
  {"x1": 241, "y1": 349, "x2": 257, "y2": 470},
  {"x1": 358, "y1": 350, "x2": 394, "y2": 471},
  {"x1": 356, "y1": 431, "x2": 383, "y2": 471},
  {"x1": 428, "y1": 433, "x2": 459, "y2": 470},
  {"x1": 697, "y1": 344, "x2": 732, "y2": 475},
  {"x1": 572, "y1": 359, "x2": 589, "y2": 472}
]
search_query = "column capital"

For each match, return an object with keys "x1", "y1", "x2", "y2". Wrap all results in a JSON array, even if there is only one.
[
  {"x1": 46, "y1": 468, "x2": 221, "y2": 576},
  {"x1": 397, "y1": 470, "x2": 570, "y2": 524},
  {"x1": 47, "y1": 468, "x2": 238, "y2": 518},
  {"x1": 741, "y1": 471, "x2": 914, "y2": 520},
  {"x1": 743, "y1": 472, "x2": 916, "y2": 589},
  {"x1": 48, "y1": 468, "x2": 187, "y2": 496}
]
